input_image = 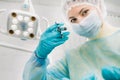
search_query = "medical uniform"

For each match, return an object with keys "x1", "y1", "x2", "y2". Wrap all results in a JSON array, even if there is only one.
[{"x1": 23, "y1": 30, "x2": 120, "y2": 80}]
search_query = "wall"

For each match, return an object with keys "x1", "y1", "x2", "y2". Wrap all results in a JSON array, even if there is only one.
[{"x1": 0, "y1": 1, "x2": 80, "y2": 80}]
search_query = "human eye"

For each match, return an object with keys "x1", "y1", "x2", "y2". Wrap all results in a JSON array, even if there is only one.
[
  {"x1": 81, "y1": 9, "x2": 89, "y2": 17},
  {"x1": 70, "y1": 18, "x2": 77, "y2": 23}
]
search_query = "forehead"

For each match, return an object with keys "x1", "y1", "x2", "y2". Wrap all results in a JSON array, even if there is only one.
[{"x1": 68, "y1": 4, "x2": 94, "y2": 17}]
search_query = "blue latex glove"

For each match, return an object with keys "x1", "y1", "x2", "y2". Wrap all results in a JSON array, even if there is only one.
[
  {"x1": 35, "y1": 23, "x2": 70, "y2": 58},
  {"x1": 62, "y1": 78, "x2": 70, "y2": 80},
  {"x1": 102, "y1": 66, "x2": 120, "y2": 80},
  {"x1": 82, "y1": 73, "x2": 97, "y2": 80}
]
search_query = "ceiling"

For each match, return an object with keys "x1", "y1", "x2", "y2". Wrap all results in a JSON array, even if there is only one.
[
  {"x1": 0, "y1": 0, "x2": 120, "y2": 16},
  {"x1": 0, "y1": 0, "x2": 119, "y2": 6},
  {"x1": 0, "y1": 0, "x2": 61, "y2": 6}
]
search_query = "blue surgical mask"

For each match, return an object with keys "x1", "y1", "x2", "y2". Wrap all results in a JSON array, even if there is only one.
[{"x1": 71, "y1": 11, "x2": 102, "y2": 38}]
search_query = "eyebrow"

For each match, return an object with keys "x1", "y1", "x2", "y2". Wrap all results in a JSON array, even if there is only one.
[
  {"x1": 79, "y1": 8, "x2": 85, "y2": 14},
  {"x1": 69, "y1": 16, "x2": 75, "y2": 19}
]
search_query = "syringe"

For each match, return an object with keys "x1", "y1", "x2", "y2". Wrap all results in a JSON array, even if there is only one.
[{"x1": 55, "y1": 22, "x2": 67, "y2": 33}]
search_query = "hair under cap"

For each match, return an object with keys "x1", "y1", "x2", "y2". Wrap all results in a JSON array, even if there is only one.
[{"x1": 62, "y1": 0, "x2": 107, "y2": 18}]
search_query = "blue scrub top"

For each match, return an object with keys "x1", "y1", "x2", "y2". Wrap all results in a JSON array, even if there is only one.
[{"x1": 23, "y1": 30, "x2": 120, "y2": 80}]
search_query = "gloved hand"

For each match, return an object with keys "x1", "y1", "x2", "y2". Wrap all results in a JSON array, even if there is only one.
[
  {"x1": 62, "y1": 78, "x2": 70, "y2": 80},
  {"x1": 102, "y1": 66, "x2": 120, "y2": 80},
  {"x1": 35, "y1": 23, "x2": 70, "y2": 59},
  {"x1": 82, "y1": 73, "x2": 97, "y2": 80}
]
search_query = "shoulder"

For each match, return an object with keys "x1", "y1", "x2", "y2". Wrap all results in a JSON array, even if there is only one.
[
  {"x1": 65, "y1": 43, "x2": 88, "y2": 57},
  {"x1": 108, "y1": 28, "x2": 120, "y2": 40}
]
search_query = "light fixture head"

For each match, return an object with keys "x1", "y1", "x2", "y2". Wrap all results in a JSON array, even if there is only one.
[{"x1": 7, "y1": 10, "x2": 39, "y2": 40}]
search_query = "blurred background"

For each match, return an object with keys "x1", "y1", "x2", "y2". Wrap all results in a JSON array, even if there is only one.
[{"x1": 0, "y1": 0, "x2": 120, "y2": 80}]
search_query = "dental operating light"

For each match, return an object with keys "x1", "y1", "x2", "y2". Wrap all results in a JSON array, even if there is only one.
[
  {"x1": 0, "y1": 9, "x2": 6, "y2": 13},
  {"x1": 7, "y1": 0, "x2": 40, "y2": 40}
]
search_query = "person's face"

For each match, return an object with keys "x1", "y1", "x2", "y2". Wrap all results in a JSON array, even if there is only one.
[{"x1": 68, "y1": 4, "x2": 100, "y2": 24}]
